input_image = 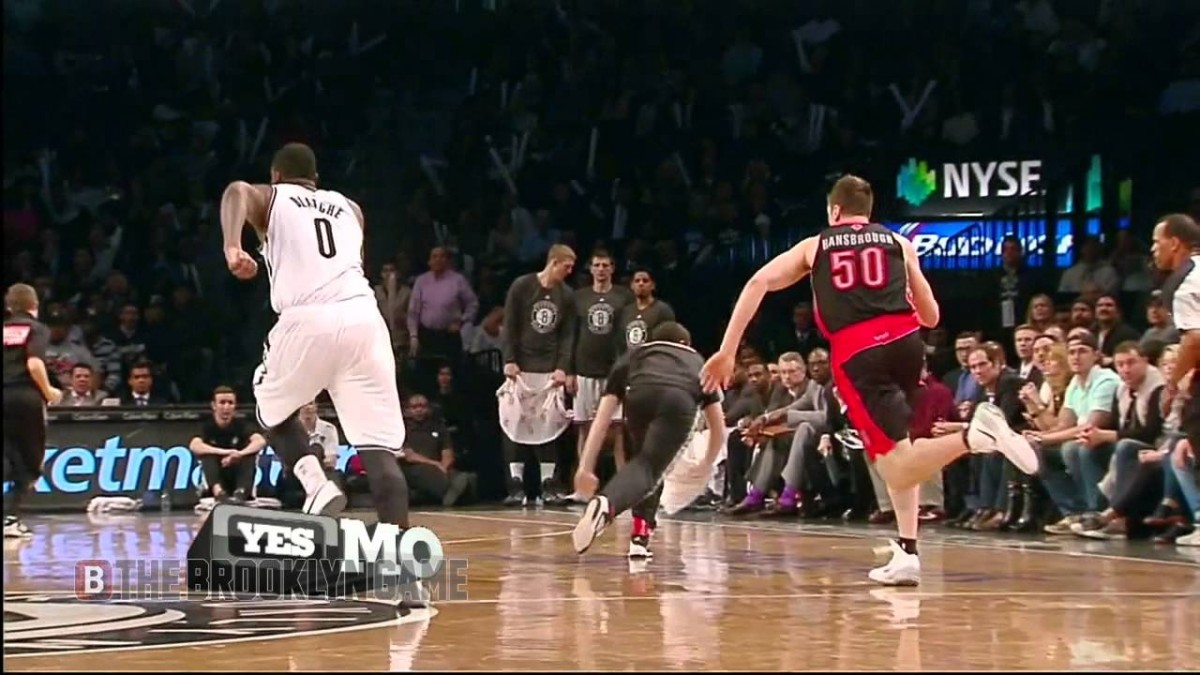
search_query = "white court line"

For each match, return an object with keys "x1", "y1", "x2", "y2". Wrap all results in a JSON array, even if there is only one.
[
  {"x1": 421, "y1": 510, "x2": 1200, "y2": 569},
  {"x1": 431, "y1": 589, "x2": 1199, "y2": 607},
  {"x1": 442, "y1": 527, "x2": 576, "y2": 546}
]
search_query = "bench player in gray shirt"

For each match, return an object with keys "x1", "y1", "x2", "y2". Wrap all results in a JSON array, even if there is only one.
[
  {"x1": 569, "y1": 251, "x2": 635, "y2": 496},
  {"x1": 500, "y1": 244, "x2": 577, "y2": 505},
  {"x1": 618, "y1": 269, "x2": 676, "y2": 352}
]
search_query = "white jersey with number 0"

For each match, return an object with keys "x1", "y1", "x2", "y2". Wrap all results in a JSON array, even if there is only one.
[{"x1": 262, "y1": 182, "x2": 373, "y2": 314}]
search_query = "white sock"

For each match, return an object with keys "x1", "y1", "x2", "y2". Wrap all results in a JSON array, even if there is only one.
[
  {"x1": 509, "y1": 463, "x2": 523, "y2": 481},
  {"x1": 293, "y1": 455, "x2": 328, "y2": 496},
  {"x1": 540, "y1": 463, "x2": 556, "y2": 482}
]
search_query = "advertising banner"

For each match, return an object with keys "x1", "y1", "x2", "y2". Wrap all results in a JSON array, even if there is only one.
[
  {"x1": 3, "y1": 407, "x2": 358, "y2": 511},
  {"x1": 896, "y1": 156, "x2": 1046, "y2": 217},
  {"x1": 884, "y1": 216, "x2": 1108, "y2": 269}
]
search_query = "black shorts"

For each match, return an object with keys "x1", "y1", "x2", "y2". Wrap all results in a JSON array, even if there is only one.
[
  {"x1": 3, "y1": 386, "x2": 48, "y2": 487},
  {"x1": 623, "y1": 385, "x2": 698, "y2": 474},
  {"x1": 829, "y1": 332, "x2": 924, "y2": 459}
]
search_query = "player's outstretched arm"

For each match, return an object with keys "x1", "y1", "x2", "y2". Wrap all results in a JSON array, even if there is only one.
[
  {"x1": 896, "y1": 234, "x2": 940, "y2": 328},
  {"x1": 574, "y1": 393, "x2": 621, "y2": 497}
]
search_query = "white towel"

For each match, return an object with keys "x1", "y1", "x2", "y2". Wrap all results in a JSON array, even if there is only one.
[
  {"x1": 497, "y1": 373, "x2": 570, "y2": 445},
  {"x1": 86, "y1": 496, "x2": 143, "y2": 513}
]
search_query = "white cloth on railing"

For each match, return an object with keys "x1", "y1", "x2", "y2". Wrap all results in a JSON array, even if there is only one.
[
  {"x1": 497, "y1": 373, "x2": 570, "y2": 445},
  {"x1": 86, "y1": 496, "x2": 143, "y2": 513}
]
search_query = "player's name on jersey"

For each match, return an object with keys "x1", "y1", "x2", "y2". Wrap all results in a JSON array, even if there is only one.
[
  {"x1": 822, "y1": 230, "x2": 895, "y2": 249},
  {"x1": 285, "y1": 194, "x2": 348, "y2": 218}
]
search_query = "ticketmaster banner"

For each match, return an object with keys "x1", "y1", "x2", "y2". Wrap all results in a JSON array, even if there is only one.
[{"x1": 1, "y1": 407, "x2": 358, "y2": 511}]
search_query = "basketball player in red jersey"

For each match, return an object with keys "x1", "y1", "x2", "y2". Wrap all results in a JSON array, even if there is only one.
[{"x1": 701, "y1": 175, "x2": 1038, "y2": 585}]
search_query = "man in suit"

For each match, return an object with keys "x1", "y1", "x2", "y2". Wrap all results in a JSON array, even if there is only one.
[
  {"x1": 120, "y1": 360, "x2": 170, "y2": 406},
  {"x1": 58, "y1": 363, "x2": 109, "y2": 407},
  {"x1": 727, "y1": 352, "x2": 823, "y2": 515}
]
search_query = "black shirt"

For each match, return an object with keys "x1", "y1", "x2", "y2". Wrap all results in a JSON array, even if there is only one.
[
  {"x1": 572, "y1": 285, "x2": 634, "y2": 377},
  {"x1": 970, "y1": 371, "x2": 1028, "y2": 431},
  {"x1": 3, "y1": 312, "x2": 49, "y2": 389},
  {"x1": 405, "y1": 417, "x2": 452, "y2": 462},
  {"x1": 501, "y1": 273, "x2": 577, "y2": 372},
  {"x1": 811, "y1": 224, "x2": 912, "y2": 336},
  {"x1": 197, "y1": 417, "x2": 256, "y2": 450},
  {"x1": 604, "y1": 341, "x2": 721, "y2": 408},
  {"x1": 617, "y1": 298, "x2": 676, "y2": 353}
]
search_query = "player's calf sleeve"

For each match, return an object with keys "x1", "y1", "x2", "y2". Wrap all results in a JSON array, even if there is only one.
[
  {"x1": 268, "y1": 412, "x2": 328, "y2": 496},
  {"x1": 267, "y1": 412, "x2": 317, "y2": 466},
  {"x1": 357, "y1": 448, "x2": 411, "y2": 528}
]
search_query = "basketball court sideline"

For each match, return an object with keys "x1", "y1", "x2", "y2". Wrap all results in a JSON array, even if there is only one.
[{"x1": 4, "y1": 507, "x2": 1198, "y2": 671}]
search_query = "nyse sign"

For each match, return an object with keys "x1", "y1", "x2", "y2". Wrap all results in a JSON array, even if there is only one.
[
  {"x1": 896, "y1": 157, "x2": 1045, "y2": 217},
  {"x1": 943, "y1": 160, "x2": 1041, "y2": 200}
]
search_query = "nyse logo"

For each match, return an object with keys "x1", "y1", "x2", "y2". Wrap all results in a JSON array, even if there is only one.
[
  {"x1": 233, "y1": 521, "x2": 318, "y2": 558},
  {"x1": 942, "y1": 159, "x2": 1041, "y2": 199}
]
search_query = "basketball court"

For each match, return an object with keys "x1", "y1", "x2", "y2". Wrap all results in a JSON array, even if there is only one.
[{"x1": 4, "y1": 507, "x2": 1198, "y2": 670}]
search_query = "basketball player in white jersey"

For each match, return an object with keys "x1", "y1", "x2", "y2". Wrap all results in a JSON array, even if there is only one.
[{"x1": 220, "y1": 143, "x2": 412, "y2": 531}]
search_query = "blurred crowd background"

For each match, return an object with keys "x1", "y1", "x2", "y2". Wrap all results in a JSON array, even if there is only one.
[{"x1": 4, "y1": 0, "x2": 1199, "y2": 539}]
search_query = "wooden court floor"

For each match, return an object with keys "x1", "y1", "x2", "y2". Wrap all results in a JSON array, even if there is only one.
[{"x1": 4, "y1": 507, "x2": 1198, "y2": 671}]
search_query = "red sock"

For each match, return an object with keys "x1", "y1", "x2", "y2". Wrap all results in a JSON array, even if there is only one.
[{"x1": 631, "y1": 516, "x2": 651, "y2": 538}]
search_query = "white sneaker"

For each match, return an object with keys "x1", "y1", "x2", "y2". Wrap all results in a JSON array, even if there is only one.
[
  {"x1": 868, "y1": 540, "x2": 921, "y2": 587},
  {"x1": 573, "y1": 496, "x2": 611, "y2": 554},
  {"x1": 3, "y1": 517, "x2": 32, "y2": 539},
  {"x1": 968, "y1": 402, "x2": 1039, "y2": 474},
  {"x1": 1177, "y1": 529, "x2": 1200, "y2": 547},
  {"x1": 303, "y1": 481, "x2": 348, "y2": 517}
]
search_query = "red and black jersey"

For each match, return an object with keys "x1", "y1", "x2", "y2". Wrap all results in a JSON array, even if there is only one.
[{"x1": 811, "y1": 223, "x2": 916, "y2": 339}]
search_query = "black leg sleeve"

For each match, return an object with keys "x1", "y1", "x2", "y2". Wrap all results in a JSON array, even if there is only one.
[
  {"x1": 266, "y1": 412, "x2": 319, "y2": 468},
  {"x1": 357, "y1": 448, "x2": 411, "y2": 528}
]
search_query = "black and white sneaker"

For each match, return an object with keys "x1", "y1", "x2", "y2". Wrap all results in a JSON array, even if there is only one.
[
  {"x1": 627, "y1": 534, "x2": 653, "y2": 560},
  {"x1": 4, "y1": 516, "x2": 32, "y2": 539},
  {"x1": 573, "y1": 496, "x2": 611, "y2": 554}
]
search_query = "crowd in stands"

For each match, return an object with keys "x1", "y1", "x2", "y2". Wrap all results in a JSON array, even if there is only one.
[{"x1": 5, "y1": 1, "x2": 1199, "y2": 535}]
